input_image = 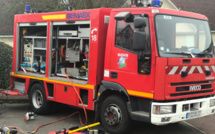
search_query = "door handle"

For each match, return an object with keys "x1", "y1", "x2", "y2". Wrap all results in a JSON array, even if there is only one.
[{"x1": 111, "y1": 72, "x2": 118, "y2": 79}]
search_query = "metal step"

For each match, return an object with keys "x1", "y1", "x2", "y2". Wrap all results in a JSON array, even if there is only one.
[
  {"x1": 131, "y1": 111, "x2": 150, "y2": 117},
  {"x1": 130, "y1": 111, "x2": 150, "y2": 122}
]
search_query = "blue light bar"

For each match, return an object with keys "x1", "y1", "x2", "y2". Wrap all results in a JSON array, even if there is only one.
[
  {"x1": 25, "y1": 5, "x2": 31, "y2": 12},
  {"x1": 151, "y1": 0, "x2": 161, "y2": 7}
]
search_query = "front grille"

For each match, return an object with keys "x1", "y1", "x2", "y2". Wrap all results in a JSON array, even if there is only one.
[
  {"x1": 170, "y1": 90, "x2": 213, "y2": 97},
  {"x1": 176, "y1": 84, "x2": 212, "y2": 92},
  {"x1": 171, "y1": 81, "x2": 213, "y2": 86}
]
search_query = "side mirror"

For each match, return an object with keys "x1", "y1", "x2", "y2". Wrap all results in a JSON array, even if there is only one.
[
  {"x1": 134, "y1": 17, "x2": 146, "y2": 28},
  {"x1": 115, "y1": 12, "x2": 131, "y2": 21},
  {"x1": 133, "y1": 30, "x2": 146, "y2": 51}
]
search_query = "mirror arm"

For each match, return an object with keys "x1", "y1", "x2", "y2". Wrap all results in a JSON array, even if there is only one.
[{"x1": 138, "y1": 51, "x2": 145, "y2": 61}]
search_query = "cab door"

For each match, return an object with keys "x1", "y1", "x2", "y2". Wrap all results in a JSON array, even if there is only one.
[{"x1": 108, "y1": 12, "x2": 155, "y2": 99}]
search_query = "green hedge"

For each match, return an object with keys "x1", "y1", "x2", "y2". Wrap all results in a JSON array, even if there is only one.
[{"x1": 0, "y1": 42, "x2": 13, "y2": 89}]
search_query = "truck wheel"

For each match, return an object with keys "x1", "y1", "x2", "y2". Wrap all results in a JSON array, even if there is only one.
[
  {"x1": 29, "y1": 83, "x2": 51, "y2": 115},
  {"x1": 100, "y1": 95, "x2": 131, "y2": 134}
]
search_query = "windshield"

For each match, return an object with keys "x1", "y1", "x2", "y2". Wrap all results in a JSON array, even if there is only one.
[{"x1": 155, "y1": 15, "x2": 213, "y2": 58}]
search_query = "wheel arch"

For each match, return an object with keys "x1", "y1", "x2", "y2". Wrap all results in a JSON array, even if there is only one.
[
  {"x1": 95, "y1": 81, "x2": 131, "y2": 122},
  {"x1": 27, "y1": 79, "x2": 44, "y2": 95},
  {"x1": 95, "y1": 81, "x2": 151, "y2": 124},
  {"x1": 28, "y1": 79, "x2": 52, "y2": 115},
  {"x1": 97, "y1": 81, "x2": 130, "y2": 102}
]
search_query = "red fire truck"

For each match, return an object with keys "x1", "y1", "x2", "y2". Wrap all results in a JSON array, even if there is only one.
[{"x1": 1, "y1": 0, "x2": 215, "y2": 133}]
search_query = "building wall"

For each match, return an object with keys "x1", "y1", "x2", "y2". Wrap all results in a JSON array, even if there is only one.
[
  {"x1": 0, "y1": 37, "x2": 13, "y2": 47},
  {"x1": 163, "y1": 0, "x2": 215, "y2": 43},
  {"x1": 162, "y1": 0, "x2": 176, "y2": 9},
  {"x1": 212, "y1": 33, "x2": 215, "y2": 44}
]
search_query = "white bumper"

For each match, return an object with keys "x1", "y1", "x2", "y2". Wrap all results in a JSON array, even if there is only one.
[{"x1": 151, "y1": 96, "x2": 215, "y2": 125}]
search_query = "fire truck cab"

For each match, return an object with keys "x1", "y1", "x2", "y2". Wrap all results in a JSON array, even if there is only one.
[{"x1": 2, "y1": 3, "x2": 215, "y2": 134}]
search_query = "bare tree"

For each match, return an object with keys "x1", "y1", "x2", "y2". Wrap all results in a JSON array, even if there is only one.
[{"x1": 0, "y1": 0, "x2": 127, "y2": 34}]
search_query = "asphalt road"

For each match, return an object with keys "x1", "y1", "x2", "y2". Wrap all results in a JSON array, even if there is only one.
[
  {"x1": 0, "y1": 103, "x2": 210, "y2": 134},
  {"x1": 187, "y1": 115, "x2": 215, "y2": 134}
]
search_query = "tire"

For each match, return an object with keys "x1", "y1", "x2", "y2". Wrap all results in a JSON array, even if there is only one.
[
  {"x1": 29, "y1": 83, "x2": 52, "y2": 115},
  {"x1": 100, "y1": 95, "x2": 131, "y2": 134}
]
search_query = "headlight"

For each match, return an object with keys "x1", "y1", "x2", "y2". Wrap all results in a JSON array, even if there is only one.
[
  {"x1": 210, "y1": 99, "x2": 215, "y2": 107},
  {"x1": 153, "y1": 105, "x2": 176, "y2": 114}
]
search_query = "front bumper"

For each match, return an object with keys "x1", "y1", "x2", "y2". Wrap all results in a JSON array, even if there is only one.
[{"x1": 151, "y1": 96, "x2": 215, "y2": 125}]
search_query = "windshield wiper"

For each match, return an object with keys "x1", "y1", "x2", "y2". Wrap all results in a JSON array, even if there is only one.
[
  {"x1": 164, "y1": 52, "x2": 194, "y2": 58},
  {"x1": 192, "y1": 52, "x2": 212, "y2": 57}
]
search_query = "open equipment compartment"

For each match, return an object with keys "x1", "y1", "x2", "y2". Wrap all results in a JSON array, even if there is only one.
[
  {"x1": 51, "y1": 21, "x2": 90, "y2": 80},
  {"x1": 18, "y1": 22, "x2": 47, "y2": 74}
]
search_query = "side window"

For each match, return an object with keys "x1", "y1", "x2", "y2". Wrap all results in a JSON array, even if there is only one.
[
  {"x1": 115, "y1": 15, "x2": 151, "y2": 75},
  {"x1": 115, "y1": 18, "x2": 134, "y2": 50},
  {"x1": 115, "y1": 15, "x2": 150, "y2": 52}
]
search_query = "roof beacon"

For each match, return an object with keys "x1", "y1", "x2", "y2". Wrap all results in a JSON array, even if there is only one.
[
  {"x1": 25, "y1": 5, "x2": 31, "y2": 14},
  {"x1": 151, "y1": 0, "x2": 162, "y2": 7}
]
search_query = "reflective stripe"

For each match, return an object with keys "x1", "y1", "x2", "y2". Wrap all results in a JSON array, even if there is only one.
[
  {"x1": 211, "y1": 66, "x2": 215, "y2": 72},
  {"x1": 197, "y1": 66, "x2": 204, "y2": 73},
  {"x1": 11, "y1": 72, "x2": 94, "y2": 89},
  {"x1": 169, "y1": 66, "x2": 179, "y2": 75},
  {"x1": 127, "y1": 90, "x2": 153, "y2": 99},
  {"x1": 179, "y1": 66, "x2": 188, "y2": 74},
  {"x1": 204, "y1": 66, "x2": 210, "y2": 71},
  {"x1": 42, "y1": 14, "x2": 66, "y2": 20},
  {"x1": 167, "y1": 65, "x2": 215, "y2": 75},
  {"x1": 188, "y1": 66, "x2": 196, "y2": 74}
]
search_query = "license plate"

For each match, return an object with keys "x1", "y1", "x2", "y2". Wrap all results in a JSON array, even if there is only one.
[{"x1": 186, "y1": 111, "x2": 201, "y2": 119}]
